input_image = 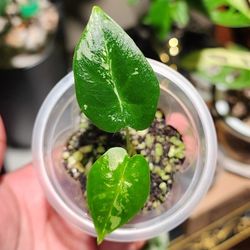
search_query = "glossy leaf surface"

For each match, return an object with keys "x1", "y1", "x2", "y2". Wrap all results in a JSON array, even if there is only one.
[
  {"x1": 73, "y1": 6, "x2": 159, "y2": 132},
  {"x1": 87, "y1": 147, "x2": 150, "y2": 244}
]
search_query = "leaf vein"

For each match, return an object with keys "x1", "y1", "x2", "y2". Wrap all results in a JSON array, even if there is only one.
[
  {"x1": 102, "y1": 29, "x2": 124, "y2": 113},
  {"x1": 100, "y1": 157, "x2": 129, "y2": 240}
]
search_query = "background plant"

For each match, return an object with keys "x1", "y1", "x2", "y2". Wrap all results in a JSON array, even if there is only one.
[
  {"x1": 0, "y1": 0, "x2": 39, "y2": 18},
  {"x1": 181, "y1": 47, "x2": 250, "y2": 90},
  {"x1": 131, "y1": 0, "x2": 250, "y2": 41}
]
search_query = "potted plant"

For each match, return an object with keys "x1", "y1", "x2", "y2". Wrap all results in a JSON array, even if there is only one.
[
  {"x1": 0, "y1": 0, "x2": 67, "y2": 147},
  {"x1": 181, "y1": 46, "x2": 250, "y2": 176},
  {"x1": 32, "y1": 6, "x2": 217, "y2": 245},
  {"x1": 134, "y1": 0, "x2": 250, "y2": 76}
]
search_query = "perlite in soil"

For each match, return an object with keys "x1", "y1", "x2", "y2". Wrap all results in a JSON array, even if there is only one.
[{"x1": 62, "y1": 109, "x2": 186, "y2": 213}]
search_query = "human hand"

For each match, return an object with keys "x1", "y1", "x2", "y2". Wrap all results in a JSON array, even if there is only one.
[
  {"x1": 166, "y1": 112, "x2": 197, "y2": 163},
  {"x1": 0, "y1": 117, "x2": 144, "y2": 250}
]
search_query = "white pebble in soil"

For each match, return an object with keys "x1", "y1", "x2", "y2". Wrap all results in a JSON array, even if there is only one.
[{"x1": 215, "y1": 100, "x2": 230, "y2": 116}]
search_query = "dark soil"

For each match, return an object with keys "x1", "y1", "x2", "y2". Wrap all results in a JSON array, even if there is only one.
[
  {"x1": 225, "y1": 89, "x2": 250, "y2": 125},
  {"x1": 62, "y1": 110, "x2": 185, "y2": 212}
]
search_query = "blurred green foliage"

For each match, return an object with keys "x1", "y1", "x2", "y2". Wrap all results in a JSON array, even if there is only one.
[
  {"x1": 0, "y1": 0, "x2": 9, "y2": 15},
  {"x1": 181, "y1": 47, "x2": 250, "y2": 89},
  {"x1": 131, "y1": 0, "x2": 250, "y2": 40},
  {"x1": 0, "y1": 0, "x2": 40, "y2": 18},
  {"x1": 20, "y1": 1, "x2": 40, "y2": 19},
  {"x1": 203, "y1": 0, "x2": 250, "y2": 27},
  {"x1": 143, "y1": 0, "x2": 189, "y2": 41}
]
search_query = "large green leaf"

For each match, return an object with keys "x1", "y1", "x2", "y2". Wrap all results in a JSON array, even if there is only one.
[
  {"x1": 87, "y1": 147, "x2": 150, "y2": 244},
  {"x1": 203, "y1": 0, "x2": 250, "y2": 27},
  {"x1": 73, "y1": 6, "x2": 160, "y2": 132}
]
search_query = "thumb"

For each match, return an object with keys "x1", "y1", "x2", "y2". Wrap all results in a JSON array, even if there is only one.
[{"x1": 0, "y1": 116, "x2": 6, "y2": 169}]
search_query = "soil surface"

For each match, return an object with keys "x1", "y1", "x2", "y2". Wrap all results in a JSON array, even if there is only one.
[{"x1": 62, "y1": 110, "x2": 186, "y2": 212}]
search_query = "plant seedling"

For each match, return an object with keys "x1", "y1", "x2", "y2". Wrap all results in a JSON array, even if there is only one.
[{"x1": 73, "y1": 6, "x2": 160, "y2": 243}]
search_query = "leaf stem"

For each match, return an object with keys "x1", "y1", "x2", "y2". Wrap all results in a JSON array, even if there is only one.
[{"x1": 125, "y1": 127, "x2": 134, "y2": 156}]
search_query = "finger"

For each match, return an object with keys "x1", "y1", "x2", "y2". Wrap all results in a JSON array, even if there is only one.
[
  {"x1": 98, "y1": 240, "x2": 145, "y2": 250},
  {"x1": 166, "y1": 113, "x2": 189, "y2": 135},
  {"x1": 166, "y1": 113, "x2": 197, "y2": 163},
  {"x1": 3, "y1": 164, "x2": 98, "y2": 250},
  {"x1": 0, "y1": 116, "x2": 6, "y2": 169}
]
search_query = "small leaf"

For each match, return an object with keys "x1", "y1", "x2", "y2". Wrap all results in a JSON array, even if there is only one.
[
  {"x1": 143, "y1": 0, "x2": 172, "y2": 41},
  {"x1": 170, "y1": 0, "x2": 189, "y2": 28},
  {"x1": 87, "y1": 147, "x2": 150, "y2": 244},
  {"x1": 206, "y1": 66, "x2": 250, "y2": 89},
  {"x1": 73, "y1": 6, "x2": 159, "y2": 132},
  {"x1": 203, "y1": 0, "x2": 250, "y2": 27}
]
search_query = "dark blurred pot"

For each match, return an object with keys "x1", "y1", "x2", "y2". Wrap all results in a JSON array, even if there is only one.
[
  {"x1": 0, "y1": 42, "x2": 67, "y2": 148},
  {"x1": 212, "y1": 87, "x2": 250, "y2": 165}
]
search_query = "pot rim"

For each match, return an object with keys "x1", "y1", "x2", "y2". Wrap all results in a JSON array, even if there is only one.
[{"x1": 32, "y1": 59, "x2": 218, "y2": 241}]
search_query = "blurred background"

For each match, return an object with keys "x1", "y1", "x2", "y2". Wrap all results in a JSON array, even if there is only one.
[{"x1": 0, "y1": 0, "x2": 250, "y2": 249}]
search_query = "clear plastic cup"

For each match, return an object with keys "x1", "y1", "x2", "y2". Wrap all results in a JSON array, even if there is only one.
[{"x1": 32, "y1": 59, "x2": 217, "y2": 242}]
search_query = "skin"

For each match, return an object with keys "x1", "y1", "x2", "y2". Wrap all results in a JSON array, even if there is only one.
[
  {"x1": 0, "y1": 117, "x2": 144, "y2": 250},
  {"x1": 0, "y1": 113, "x2": 191, "y2": 250},
  {"x1": 166, "y1": 113, "x2": 197, "y2": 163}
]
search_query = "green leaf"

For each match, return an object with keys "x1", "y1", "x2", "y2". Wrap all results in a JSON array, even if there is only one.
[
  {"x1": 87, "y1": 147, "x2": 150, "y2": 244},
  {"x1": 170, "y1": 0, "x2": 189, "y2": 28},
  {"x1": 181, "y1": 48, "x2": 250, "y2": 89},
  {"x1": 143, "y1": 0, "x2": 189, "y2": 40},
  {"x1": 203, "y1": 0, "x2": 250, "y2": 27},
  {"x1": 143, "y1": 0, "x2": 172, "y2": 40},
  {"x1": 205, "y1": 66, "x2": 250, "y2": 89},
  {"x1": 73, "y1": 6, "x2": 160, "y2": 132}
]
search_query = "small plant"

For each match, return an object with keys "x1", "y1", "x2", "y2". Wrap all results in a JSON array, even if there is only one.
[{"x1": 73, "y1": 6, "x2": 160, "y2": 244}]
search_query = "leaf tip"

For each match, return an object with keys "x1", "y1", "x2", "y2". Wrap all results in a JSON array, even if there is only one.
[{"x1": 92, "y1": 5, "x2": 102, "y2": 14}]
